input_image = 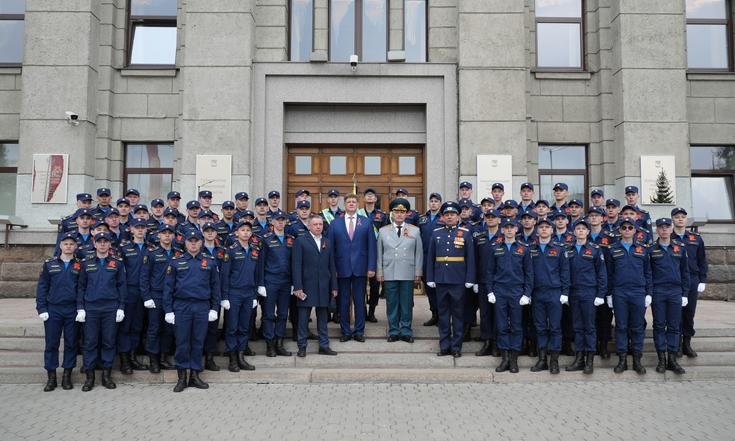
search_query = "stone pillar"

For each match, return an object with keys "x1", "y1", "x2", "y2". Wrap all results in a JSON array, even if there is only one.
[
  {"x1": 458, "y1": 0, "x2": 527, "y2": 196},
  {"x1": 312, "y1": 0, "x2": 328, "y2": 60},
  {"x1": 610, "y1": 0, "x2": 689, "y2": 216},
  {"x1": 387, "y1": 0, "x2": 405, "y2": 61},
  {"x1": 16, "y1": 0, "x2": 100, "y2": 227}
]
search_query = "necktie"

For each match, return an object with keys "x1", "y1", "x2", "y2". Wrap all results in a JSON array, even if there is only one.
[
  {"x1": 348, "y1": 216, "x2": 354, "y2": 240},
  {"x1": 397, "y1": 225, "x2": 402, "y2": 238}
]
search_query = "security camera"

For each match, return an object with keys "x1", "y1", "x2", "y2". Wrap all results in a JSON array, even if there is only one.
[
  {"x1": 349, "y1": 54, "x2": 358, "y2": 71},
  {"x1": 65, "y1": 111, "x2": 79, "y2": 126}
]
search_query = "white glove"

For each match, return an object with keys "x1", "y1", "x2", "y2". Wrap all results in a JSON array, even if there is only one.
[
  {"x1": 606, "y1": 296, "x2": 613, "y2": 309},
  {"x1": 560, "y1": 295, "x2": 569, "y2": 305},
  {"x1": 472, "y1": 284, "x2": 479, "y2": 293},
  {"x1": 208, "y1": 309, "x2": 218, "y2": 322},
  {"x1": 257, "y1": 286, "x2": 267, "y2": 297},
  {"x1": 594, "y1": 297, "x2": 604, "y2": 307},
  {"x1": 682, "y1": 297, "x2": 689, "y2": 308},
  {"x1": 426, "y1": 282, "x2": 436, "y2": 288},
  {"x1": 464, "y1": 283, "x2": 474, "y2": 289},
  {"x1": 645, "y1": 295, "x2": 652, "y2": 308},
  {"x1": 75, "y1": 310, "x2": 86, "y2": 322},
  {"x1": 221, "y1": 300, "x2": 231, "y2": 310},
  {"x1": 487, "y1": 293, "x2": 496, "y2": 304},
  {"x1": 115, "y1": 309, "x2": 125, "y2": 323},
  {"x1": 697, "y1": 283, "x2": 706, "y2": 293},
  {"x1": 252, "y1": 299, "x2": 258, "y2": 308},
  {"x1": 38, "y1": 312, "x2": 49, "y2": 321},
  {"x1": 143, "y1": 299, "x2": 156, "y2": 309},
  {"x1": 290, "y1": 286, "x2": 294, "y2": 294},
  {"x1": 165, "y1": 312, "x2": 175, "y2": 324},
  {"x1": 519, "y1": 295, "x2": 530, "y2": 306}
]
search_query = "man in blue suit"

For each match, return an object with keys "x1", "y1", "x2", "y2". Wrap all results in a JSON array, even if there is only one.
[
  {"x1": 291, "y1": 215, "x2": 338, "y2": 357},
  {"x1": 327, "y1": 193, "x2": 377, "y2": 342}
]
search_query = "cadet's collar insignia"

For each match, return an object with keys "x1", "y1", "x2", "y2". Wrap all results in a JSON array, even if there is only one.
[
  {"x1": 636, "y1": 232, "x2": 644, "y2": 238},
  {"x1": 73, "y1": 262, "x2": 81, "y2": 270},
  {"x1": 516, "y1": 246, "x2": 524, "y2": 254},
  {"x1": 635, "y1": 246, "x2": 643, "y2": 253},
  {"x1": 107, "y1": 260, "x2": 116, "y2": 268},
  {"x1": 601, "y1": 237, "x2": 609, "y2": 245},
  {"x1": 251, "y1": 249, "x2": 259, "y2": 257},
  {"x1": 688, "y1": 234, "x2": 696, "y2": 241},
  {"x1": 548, "y1": 248, "x2": 558, "y2": 256},
  {"x1": 251, "y1": 236, "x2": 260, "y2": 243},
  {"x1": 176, "y1": 234, "x2": 183, "y2": 241},
  {"x1": 217, "y1": 250, "x2": 224, "y2": 259},
  {"x1": 673, "y1": 245, "x2": 680, "y2": 253},
  {"x1": 286, "y1": 237, "x2": 294, "y2": 245},
  {"x1": 174, "y1": 251, "x2": 182, "y2": 257},
  {"x1": 584, "y1": 248, "x2": 592, "y2": 255},
  {"x1": 201, "y1": 259, "x2": 208, "y2": 268}
]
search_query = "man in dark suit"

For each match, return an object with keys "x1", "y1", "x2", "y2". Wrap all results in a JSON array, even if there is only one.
[
  {"x1": 327, "y1": 193, "x2": 377, "y2": 342},
  {"x1": 291, "y1": 214, "x2": 338, "y2": 357}
]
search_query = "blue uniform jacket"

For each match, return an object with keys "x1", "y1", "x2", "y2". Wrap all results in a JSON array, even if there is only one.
[
  {"x1": 286, "y1": 219, "x2": 310, "y2": 238},
  {"x1": 119, "y1": 240, "x2": 147, "y2": 288},
  {"x1": 163, "y1": 252, "x2": 221, "y2": 313},
  {"x1": 140, "y1": 245, "x2": 181, "y2": 301},
  {"x1": 258, "y1": 232, "x2": 294, "y2": 286},
  {"x1": 568, "y1": 241, "x2": 608, "y2": 298},
  {"x1": 291, "y1": 234, "x2": 338, "y2": 308},
  {"x1": 426, "y1": 225, "x2": 476, "y2": 285},
  {"x1": 529, "y1": 241, "x2": 570, "y2": 296},
  {"x1": 474, "y1": 229, "x2": 503, "y2": 286},
  {"x1": 675, "y1": 231, "x2": 708, "y2": 283},
  {"x1": 36, "y1": 257, "x2": 81, "y2": 313},
  {"x1": 484, "y1": 239, "x2": 533, "y2": 296},
  {"x1": 77, "y1": 255, "x2": 127, "y2": 311},
  {"x1": 606, "y1": 242, "x2": 653, "y2": 296},
  {"x1": 221, "y1": 242, "x2": 259, "y2": 299},
  {"x1": 650, "y1": 240, "x2": 691, "y2": 295},
  {"x1": 327, "y1": 214, "x2": 377, "y2": 278}
]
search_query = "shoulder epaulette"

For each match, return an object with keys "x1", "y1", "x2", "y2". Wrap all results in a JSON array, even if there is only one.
[
  {"x1": 433, "y1": 226, "x2": 443, "y2": 231},
  {"x1": 458, "y1": 227, "x2": 469, "y2": 232}
]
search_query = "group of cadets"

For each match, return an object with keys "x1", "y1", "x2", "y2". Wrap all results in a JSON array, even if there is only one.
[{"x1": 36, "y1": 181, "x2": 708, "y2": 392}]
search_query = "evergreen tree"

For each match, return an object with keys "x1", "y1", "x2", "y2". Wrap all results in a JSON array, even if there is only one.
[{"x1": 650, "y1": 168, "x2": 674, "y2": 204}]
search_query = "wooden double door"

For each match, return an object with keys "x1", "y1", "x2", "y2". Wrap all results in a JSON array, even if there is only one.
[{"x1": 286, "y1": 145, "x2": 424, "y2": 213}]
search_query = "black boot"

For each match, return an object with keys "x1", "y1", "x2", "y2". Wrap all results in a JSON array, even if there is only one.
[
  {"x1": 82, "y1": 370, "x2": 95, "y2": 392},
  {"x1": 598, "y1": 340, "x2": 610, "y2": 359},
  {"x1": 509, "y1": 351, "x2": 519, "y2": 373},
  {"x1": 682, "y1": 336, "x2": 698, "y2": 358},
  {"x1": 173, "y1": 369, "x2": 187, "y2": 392},
  {"x1": 237, "y1": 352, "x2": 255, "y2": 371},
  {"x1": 565, "y1": 352, "x2": 585, "y2": 372},
  {"x1": 655, "y1": 351, "x2": 667, "y2": 373},
  {"x1": 583, "y1": 352, "x2": 594, "y2": 375},
  {"x1": 228, "y1": 352, "x2": 240, "y2": 372},
  {"x1": 101, "y1": 369, "x2": 116, "y2": 389},
  {"x1": 527, "y1": 340, "x2": 538, "y2": 358},
  {"x1": 549, "y1": 352, "x2": 560, "y2": 375},
  {"x1": 275, "y1": 338, "x2": 292, "y2": 356},
  {"x1": 119, "y1": 352, "x2": 132, "y2": 375},
  {"x1": 129, "y1": 352, "x2": 148, "y2": 370},
  {"x1": 204, "y1": 353, "x2": 220, "y2": 371},
  {"x1": 495, "y1": 350, "x2": 510, "y2": 372},
  {"x1": 266, "y1": 339, "x2": 277, "y2": 357},
  {"x1": 632, "y1": 352, "x2": 646, "y2": 375},
  {"x1": 561, "y1": 340, "x2": 575, "y2": 356},
  {"x1": 366, "y1": 305, "x2": 378, "y2": 323},
  {"x1": 530, "y1": 349, "x2": 548, "y2": 372},
  {"x1": 43, "y1": 370, "x2": 57, "y2": 392},
  {"x1": 188, "y1": 370, "x2": 209, "y2": 389},
  {"x1": 160, "y1": 354, "x2": 175, "y2": 370},
  {"x1": 613, "y1": 353, "x2": 627, "y2": 374},
  {"x1": 149, "y1": 353, "x2": 161, "y2": 374},
  {"x1": 243, "y1": 345, "x2": 257, "y2": 356},
  {"x1": 667, "y1": 352, "x2": 686, "y2": 375},
  {"x1": 475, "y1": 340, "x2": 493, "y2": 356},
  {"x1": 61, "y1": 368, "x2": 73, "y2": 390},
  {"x1": 423, "y1": 313, "x2": 438, "y2": 326}
]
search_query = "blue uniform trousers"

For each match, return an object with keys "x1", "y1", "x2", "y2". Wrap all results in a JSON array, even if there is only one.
[
  {"x1": 494, "y1": 290, "x2": 523, "y2": 351},
  {"x1": 436, "y1": 283, "x2": 464, "y2": 352},
  {"x1": 297, "y1": 306, "x2": 330, "y2": 349},
  {"x1": 173, "y1": 300, "x2": 209, "y2": 370},
  {"x1": 477, "y1": 284, "x2": 496, "y2": 341},
  {"x1": 117, "y1": 286, "x2": 144, "y2": 353},
  {"x1": 463, "y1": 286, "x2": 478, "y2": 325},
  {"x1": 570, "y1": 288, "x2": 596, "y2": 352},
  {"x1": 145, "y1": 294, "x2": 174, "y2": 355},
  {"x1": 652, "y1": 286, "x2": 682, "y2": 352},
  {"x1": 562, "y1": 303, "x2": 574, "y2": 343},
  {"x1": 596, "y1": 302, "x2": 613, "y2": 346},
  {"x1": 612, "y1": 290, "x2": 646, "y2": 353},
  {"x1": 339, "y1": 276, "x2": 367, "y2": 337},
  {"x1": 522, "y1": 305, "x2": 536, "y2": 342},
  {"x1": 204, "y1": 307, "x2": 220, "y2": 353},
  {"x1": 83, "y1": 309, "x2": 117, "y2": 370},
  {"x1": 682, "y1": 277, "x2": 699, "y2": 337},
  {"x1": 384, "y1": 280, "x2": 414, "y2": 337},
  {"x1": 532, "y1": 289, "x2": 562, "y2": 352},
  {"x1": 225, "y1": 290, "x2": 255, "y2": 352},
  {"x1": 263, "y1": 282, "x2": 291, "y2": 340},
  {"x1": 43, "y1": 304, "x2": 78, "y2": 370}
]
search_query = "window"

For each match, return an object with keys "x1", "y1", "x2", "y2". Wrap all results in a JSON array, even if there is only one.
[
  {"x1": 0, "y1": 142, "x2": 18, "y2": 215},
  {"x1": 0, "y1": 0, "x2": 24, "y2": 66},
  {"x1": 290, "y1": 0, "x2": 313, "y2": 61},
  {"x1": 535, "y1": 0, "x2": 583, "y2": 69},
  {"x1": 538, "y1": 144, "x2": 587, "y2": 203},
  {"x1": 295, "y1": 155, "x2": 312, "y2": 174},
  {"x1": 398, "y1": 156, "x2": 415, "y2": 175},
  {"x1": 330, "y1": 0, "x2": 387, "y2": 62},
  {"x1": 127, "y1": 0, "x2": 177, "y2": 67},
  {"x1": 404, "y1": 0, "x2": 427, "y2": 62},
  {"x1": 330, "y1": 156, "x2": 347, "y2": 174},
  {"x1": 686, "y1": 0, "x2": 732, "y2": 70},
  {"x1": 124, "y1": 143, "x2": 173, "y2": 203},
  {"x1": 364, "y1": 156, "x2": 381, "y2": 175},
  {"x1": 690, "y1": 146, "x2": 735, "y2": 221}
]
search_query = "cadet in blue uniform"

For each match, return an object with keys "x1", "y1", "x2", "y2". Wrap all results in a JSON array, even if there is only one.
[
  {"x1": 650, "y1": 218, "x2": 689, "y2": 375},
  {"x1": 220, "y1": 221, "x2": 258, "y2": 372},
  {"x1": 671, "y1": 207, "x2": 708, "y2": 358},
  {"x1": 141, "y1": 224, "x2": 179, "y2": 373},
  {"x1": 91, "y1": 187, "x2": 113, "y2": 220},
  {"x1": 528, "y1": 218, "x2": 570, "y2": 374},
  {"x1": 117, "y1": 217, "x2": 149, "y2": 374},
  {"x1": 163, "y1": 230, "x2": 221, "y2": 392},
  {"x1": 473, "y1": 209, "x2": 502, "y2": 357},
  {"x1": 166, "y1": 191, "x2": 186, "y2": 225},
  {"x1": 458, "y1": 181, "x2": 483, "y2": 222},
  {"x1": 518, "y1": 182, "x2": 536, "y2": 215},
  {"x1": 58, "y1": 193, "x2": 94, "y2": 235},
  {"x1": 77, "y1": 232, "x2": 127, "y2": 391},
  {"x1": 426, "y1": 201, "x2": 475, "y2": 358},
  {"x1": 215, "y1": 200, "x2": 237, "y2": 245},
  {"x1": 36, "y1": 232, "x2": 81, "y2": 391},
  {"x1": 485, "y1": 218, "x2": 533, "y2": 373},
  {"x1": 418, "y1": 193, "x2": 443, "y2": 326},
  {"x1": 624, "y1": 185, "x2": 653, "y2": 236},
  {"x1": 252, "y1": 197, "x2": 273, "y2": 238},
  {"x1": 606, "y1": 217, "x2": 652, "y2": 375},
  {"x1": 550, "y1": 210, "x2": 575, "y2": 356},
  {"x1": 566, "y1": 219, "x2": 607, "y2": 374},
  {"x1": 258, "y1": 211, "x2": 294, "y2": 357},
  {"x1": 286, "y1": 200, "x2": 312, "y2": 238},
  {"x1": 201, "y1": 222, "x2": 228, "y2": 371}
]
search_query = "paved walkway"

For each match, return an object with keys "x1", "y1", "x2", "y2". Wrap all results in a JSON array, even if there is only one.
[{"x1": 1, "y1": 381, "x2": 734, "y2": 441}]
